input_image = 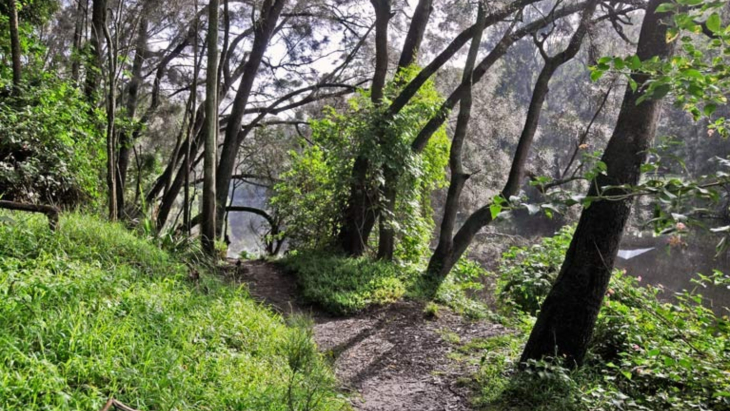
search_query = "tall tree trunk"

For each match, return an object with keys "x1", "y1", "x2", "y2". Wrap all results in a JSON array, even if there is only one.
[
  {"x1": 396, "y1": 0, "x2": 433, "y2": 70},
  {"x1": 185, "y1": 0, "x2": 201, "y2": 236},
  {"x1": 338, "y1": 0, "x2": 391, "y2": 256},
  {"x1": 214, "y1": 0, "x2": 287, "y2": 236},
  {"x1": 201, "y1": 0, "x2": 219, "y2": 255},
  {"x1": 410, "y1": 0, "x2": 591, "y2": 154},
  {"x1": 370, "y1": 0, "x2": 390, "y2": 104},
  {"x1": 71, "y1": 0, "x2": 87, "y2": 83},
  {"x1": 520, "y1": 0, "x2": 673, "y2": 367},
  {"x1": 116, "y1": 12, "x2": 150, "y2": 217},
  {"x1": 426, "y1": 0, "x2": 598, "y2": 283},
  {"x1": 84, "y1": 0, "x2": 106, "y2": 102},
  {"x1": 377, "y1": 0, "x2": 433, "y2": 260},
  {"x1": 428, "y1": 2, "x2": 486, "y2": 274},
  {"x1": 376, "y1": 0, "x2": 592, "y2": 259},
  {"x1": 7, "y1": 0, "x2": 21, "y2": 94},
  {"x1": 98, "y1": 5, "x2": 117, "y2": 221}
]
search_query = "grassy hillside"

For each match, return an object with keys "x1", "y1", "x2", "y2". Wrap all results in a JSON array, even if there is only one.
[{"x1": 0, "y1": 212, "x2": 345, "y2": 410}]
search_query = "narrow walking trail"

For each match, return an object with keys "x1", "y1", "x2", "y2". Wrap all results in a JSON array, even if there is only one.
[{"x1": 224, "y1": 260, "x2": 507, "y2": 411}]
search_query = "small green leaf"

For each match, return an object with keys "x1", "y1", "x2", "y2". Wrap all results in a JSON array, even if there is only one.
[
  {"x1": 628, "y1": 78, "x2": 638, "y2": 92},
  {"x1": 655, "y1": 2, "x2": 675, "y2": 13},
  {"x1": 490, "y1": 203, "x2": 502, "y2": 220},
  {"x1": 628, "y1": 55, "x2": 642, "y2": 70},
  {"x1": 706, "y1": 13, "x2": 722, "y2": 34},
  {"x1": 590, "y1": 69, "x2": 605, "y2": 82},
  {"x1": 683, "y1": 68, "x2": 703, "y2": 79}
]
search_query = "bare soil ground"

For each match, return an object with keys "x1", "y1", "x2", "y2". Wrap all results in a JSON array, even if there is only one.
[{"x1": 223, "y1": 260, "x2": 507, "y2": 411}]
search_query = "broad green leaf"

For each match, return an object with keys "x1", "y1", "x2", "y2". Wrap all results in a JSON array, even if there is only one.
[
  {"x1": 655, "y1": 2, "x2": 675, "y2": 12},
  {"x1": 490, "y1": 203, "x2": 502, "y2": 220},
  {"x1": 591, "y1": 69, "x2": 605, "y2": 82},
  {"x1": 706, "y1": 13, "x2": 722, "y2": 34}
]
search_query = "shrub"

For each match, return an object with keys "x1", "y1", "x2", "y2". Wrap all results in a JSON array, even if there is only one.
[
  {"x1": 279, "y1": 251, "x2": 491, "y2": 317},
  {"x1": 495, "y1": 225, "x2": 574, "y2": 315},
  {"x1": 0, "y1": 212, "x2": 345, "y2": 410},
  {"x1": 278, "y1": 251, "x2": 418, "y2": 315},
  {"x1": 271, "y1": 66, "x2": 449, "y2": 263},
  {"x1": 0, "y1": 81, "x2": 102, "y2": 206},
  {"x1": 433, "y1": 257, "x2": 492, "y2": 319},
  {"x1": 478, "y1": 226, "x2": 730, "y2": 410}
]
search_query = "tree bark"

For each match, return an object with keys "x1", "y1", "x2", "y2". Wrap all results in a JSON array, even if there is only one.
[
  {"x1": 101, "y1": 11, "x2": 117, "y2": 221},
  {"x1": 396, "y1": 0, "x2": 432, "y2": 70},
  {"x1": 410, "y1": 0, "x2": 592, "y2": 154},
  {"x1": 7, "y1": 0, "x2": 21, "y2": 94},
  {"x1": 369, "y1": 0, "x2": 390, "y2": 104},
  {"x1": 214, "y1": 0, "x2": 287, "y2": 236},
  {"x1": 428, "y1": 2, "x2": 486, "y2": 274},
  {"x1": 116, "y1": 11, "x2": 150, "y2": 217},
  {"x1": 185, "y1": 0, "x2": 201, "y2": 236},
  {"x1": 84, "y1": 0, "x2": 106, "y2": 103},
  {"x1": 0, "y1": 200, "x2": 59, "y2": 231},
  {"x1": 71, "y1": 0, "x2": 87, "y2": 83},
  {"x1": 339, "y1": 0, "x2": 394, "y2": 256},
  {"x1": 520, "y1": 0, "x2": 673, "y2": 366},
  {"x1": 426, "y1": 0, "x2": 598, "y2": 283},
  {"x1": 201, "y1": 0, "x2": 219, "y2": 255}
]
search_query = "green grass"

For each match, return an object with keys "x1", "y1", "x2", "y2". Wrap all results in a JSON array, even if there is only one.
[
  {"x1": 278, "y1": 252, "x2": 414, "y2": 315},
  {"x1": 0, "y1": 212, "x2": 346, "y2": 411},
  {"x1": 278, "y1": 251, "x2": 491, "y2": 317}
]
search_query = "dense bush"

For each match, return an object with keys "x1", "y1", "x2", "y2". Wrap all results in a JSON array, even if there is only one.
[
  {"x1": 0, "y1": 82, "x2": 102, "y2": 206},
  {"x1": 279, "y1": 251, "x2": 491, "y2": 317},
  {"x1": 1, "y1": 1, "x2": 102, "y2": 207},
  {"x1": 271, "y1": 66, "x2": 449, "y2": 263},
  {"x1": 495, "y1": 225, "x2": 574, "y2": 315},
  {"x1": 0, "y1": 212, "x2": 344, "y2": 410},
  {"x1": 278, "y1": 251, "x2": 418, "y2": 315},
  {"x1": 473, "y1": 227, "x2": 730, "y2": 410}
]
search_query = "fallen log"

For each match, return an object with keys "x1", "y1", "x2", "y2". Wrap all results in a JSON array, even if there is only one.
[{"x1": 0, "y1": 200, "x2": 60, "y2": 230}]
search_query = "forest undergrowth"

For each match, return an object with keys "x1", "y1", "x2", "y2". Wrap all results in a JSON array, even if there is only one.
[
  {"x1": 0, "y1": 212, "x2": 345, "y2": 411},
  {"x1": 452, "y1": 227, "x2": 730, "y2": 411}
]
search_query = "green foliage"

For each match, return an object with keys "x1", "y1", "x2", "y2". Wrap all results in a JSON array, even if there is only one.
[
  {"x1": 475, "y1": 227, "x2": 730, "y2": 410},
  {"x1": 590, "y1": 0, "x2": 730, "y2": 133},
  {"x1": 270, "y1": 141, "x2": 346, "y2": 251},
  {"x1": 0, "y1": 79, "x2": 102, "y2": 206},
  {"x1": 495, "y1": 225, "x2": 574, "y2": 315},
  {"x1": 278, "y1": 251, "x2": 417, "y2": 315},
  {"x1": 279, "y1": 251, "x2": 491, "y2": 317},
  {"x1": 0, "y1": 212, "x2": 345, "y2": 410},
  {"x1": 0, "y1": 0, "x2": 59, "y2": 26},
  {"x1": 433, "y1": 257, "x2": 492, "y2": 319},
  {"x1": 271, "y1": 66, "x2": 449, "y2": 262}
]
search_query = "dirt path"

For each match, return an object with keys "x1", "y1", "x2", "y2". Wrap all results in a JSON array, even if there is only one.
[{"x1": 224, "y1": 260, "x2": 507, "y2": 411}]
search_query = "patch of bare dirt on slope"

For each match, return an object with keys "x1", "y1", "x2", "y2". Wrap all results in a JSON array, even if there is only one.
[{"x1": 224, "y1": 260, "x2": 508, "y2": 411}]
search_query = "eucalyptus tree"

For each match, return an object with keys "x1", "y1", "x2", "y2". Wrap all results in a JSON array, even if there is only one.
[
  {"x1": 337, "y1": 0, "x2": 641, "y2": 260},
  {"x1": 427, "y1": 0, "x2": 600, "y2": 281},
  {"x1": 520, "y1": 0, "x2": 675, "y2": 366},
  {"x1": 201, "y1": 0, "x2": 219, "y2": 254},
  {"x1": 7, "y1": 0, "x2": 21, "y2": 93},
  {"x1": 149, "y1": 0, "x2": 373, "y2": 233}
]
